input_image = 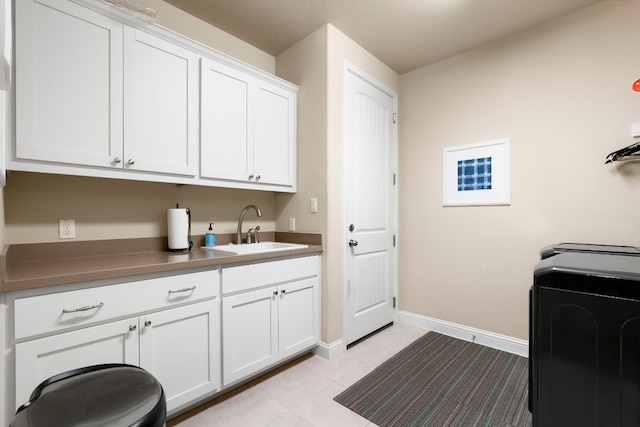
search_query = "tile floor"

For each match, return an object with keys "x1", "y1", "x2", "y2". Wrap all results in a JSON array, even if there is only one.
[{"x1": 167, "y1": 323, "x2": 427, "y2": 427}]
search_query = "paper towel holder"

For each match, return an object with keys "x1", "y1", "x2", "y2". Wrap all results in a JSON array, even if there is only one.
[{"x1": 167, "y1": 204, "x2": 193, "y2": 252}]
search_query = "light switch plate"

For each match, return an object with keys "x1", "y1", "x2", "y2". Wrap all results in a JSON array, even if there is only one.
[
  {"x1": 310, "y1": 198, "x2": 318, "y2": 213},
  {"x1": 288, "y1": 218, "x2": 295, "y2": 232}
]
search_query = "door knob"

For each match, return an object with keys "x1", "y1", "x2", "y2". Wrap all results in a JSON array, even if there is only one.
[{"x1": 349, "y1": 239, "x2": 358, "y2": 247}]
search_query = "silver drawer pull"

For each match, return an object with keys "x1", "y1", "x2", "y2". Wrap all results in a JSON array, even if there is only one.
[
  {"x1": 62, "y1": 302, "x2": 104, "y2": 314},
  {"x1": 168, "y1": 286, "x2": 196, "y2": 294}
]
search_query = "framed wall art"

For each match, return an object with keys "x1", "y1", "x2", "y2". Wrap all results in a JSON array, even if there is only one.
[{"x1": 443, "y1": 138, "x2": 510, "y2": 206}]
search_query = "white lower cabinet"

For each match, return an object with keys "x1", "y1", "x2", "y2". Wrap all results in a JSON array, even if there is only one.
[
  {"x1": 139, "y1": 301, "x2": 220, "y2": 411},
  {"x1": 11, "y1": 269, "x2": 221, "y2": 415},
  {"x1": 222, "y1": 287, "x2": 278, "y2": 384},
  {"x1": 15, "y1": 317, "x2": 140, "y2": 408},
  {"x1": 277, "y1": 278, "x2": 318, "y2": 358},
  {"x1": 5, "y1": 255, "x2": 320, "y2": 425},
  {"x1": 221, "y1": 256, "x2": 320, "y2": 385}
]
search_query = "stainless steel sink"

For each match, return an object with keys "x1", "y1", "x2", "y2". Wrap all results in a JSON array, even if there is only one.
[{"x1": 202, "y1": 242, "x2": 308, "y2": 255}]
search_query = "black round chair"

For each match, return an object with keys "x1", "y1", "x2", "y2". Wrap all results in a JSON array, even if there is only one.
[{"x1": 11, "y1": 364, "x2": 166, "y2": 427}]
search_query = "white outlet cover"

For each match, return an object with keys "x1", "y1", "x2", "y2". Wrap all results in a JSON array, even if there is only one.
[{"x1": 59, "y1": 219, "x2": 75, "y2": 239}]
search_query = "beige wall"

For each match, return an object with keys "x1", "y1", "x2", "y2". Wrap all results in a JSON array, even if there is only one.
[
  {"x1": 276, "y1": 24, "x2": 399, "y2": 343},
  {"x1": 399, "y1": 0, "x2": 640, "y2": 340},
  {"x1": 135, "y1": 0, "x2": 275, "y2": 73},
  {"x1": 4, "y1": 172, "x2": 275, "y2": 243},
  {"x1": 275, "y1": 27, "x2": 330, "y2": 340}
]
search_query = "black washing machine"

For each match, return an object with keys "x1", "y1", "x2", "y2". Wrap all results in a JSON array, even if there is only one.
[{"x1": 530, "y1": 247, "x2": 640, "y2": 427}]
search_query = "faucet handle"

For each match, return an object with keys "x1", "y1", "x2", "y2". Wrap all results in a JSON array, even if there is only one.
[{"x1": 254, "y1": 226, "x2": 260, "y2": 243}]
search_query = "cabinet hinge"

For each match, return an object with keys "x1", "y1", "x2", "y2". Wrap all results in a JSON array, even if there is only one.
[
  {"x1": 393, "y1": 297, "x2": 396, "y2": 309},
  {"x1": 393, "y1": 112, "x2": 397, "y2": 124},
  {"x1": 393, "y1": 235, "x2": 396, "y2": 247},
  {"x1": 393, "y1": 173, "x2": 396, "y2": 185}
]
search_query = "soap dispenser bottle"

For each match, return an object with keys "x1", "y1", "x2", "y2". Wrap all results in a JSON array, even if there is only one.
[{"x1": 205, "y1": 223, "x2": 216, "y2": 247}]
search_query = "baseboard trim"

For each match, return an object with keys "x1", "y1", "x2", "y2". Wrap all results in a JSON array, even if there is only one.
[
  {"x1": 314, "y1": 339, "x2": 345, "y2": 360},
  {"x1": 398, "y1": 311, "x2": 529, "y2": 357}
]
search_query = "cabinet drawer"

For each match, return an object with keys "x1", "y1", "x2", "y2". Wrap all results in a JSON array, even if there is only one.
[
  {"x1": 222, "y1": 256, "x2": 318, "y2": 294},
  {"x1": 15, "y1": 270, "x2": 219, "y2": 340}
]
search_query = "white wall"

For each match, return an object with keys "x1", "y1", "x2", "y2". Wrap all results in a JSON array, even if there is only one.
[{"x1": 399, "y1": 0, "x2": 640, "y2": 340}]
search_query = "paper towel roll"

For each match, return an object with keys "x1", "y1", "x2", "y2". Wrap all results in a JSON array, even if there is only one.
[{"x1": 167, "y1": 208, "x2": 190, "y2": 250}]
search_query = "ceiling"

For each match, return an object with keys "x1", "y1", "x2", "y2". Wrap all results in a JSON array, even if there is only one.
[{"x1": 164, "y1": 0, "x2": 603, "y2": 75}]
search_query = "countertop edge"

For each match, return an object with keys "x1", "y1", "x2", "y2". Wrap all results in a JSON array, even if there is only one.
[{"x1": 1, "y1": 234, "x2": 323, "y2": 293}]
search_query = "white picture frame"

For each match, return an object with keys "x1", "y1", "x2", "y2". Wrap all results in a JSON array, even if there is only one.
[{"x1": 443, "y1": 138, "x2": 510, "y2": 206}]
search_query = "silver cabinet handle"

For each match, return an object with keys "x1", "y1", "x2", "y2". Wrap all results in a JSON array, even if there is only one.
[
  {"x1": 129, "y1": 324, "x2": 137, "y2": 332},
  {"x1": 127, "y1": 159, "x2": 135, "y2": 165},
  {"x1": 280, "y1": 289, "x2": 286, "y2": 295},
  {"x1": 144, "y1": 320, "x2": 152, "y2": 327},
  {"x1": 113, "y1": 157, "x2": 122, "y2": 164},
  {"x1": 248, "y1": 174, "x2": 254, "y2": 180},
  {"x1": 62, "y1": 302, "x2": 104, "y2": 314},
  {"x1": 273, "y1": 290, "x2": 278, "y2": 296},
  {"x1": 255, "y1": 174, "x2": 261, "y2": 181},
  {"x1": 168, "y1": 286, "x2": 196, "y2": 294}
]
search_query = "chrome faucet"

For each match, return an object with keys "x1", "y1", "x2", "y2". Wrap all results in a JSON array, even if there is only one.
[{"x1": 236, "y1": 205, "x2": 262, "y2": 244}]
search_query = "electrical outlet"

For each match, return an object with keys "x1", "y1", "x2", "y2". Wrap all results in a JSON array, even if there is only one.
[
  {"x1": 59, "y1": 219, "x2": 75, "y2": 239},
  {"x1": 289, "y1": 217, "x2": 296, "y2": 232},
  {"x1": 310, "y1": 197, "x2": 318, "y2": 213}
]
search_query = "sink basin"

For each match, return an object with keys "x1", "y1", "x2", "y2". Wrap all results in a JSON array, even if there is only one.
[{"x1": 202, "y1": 242, "x2": 308, "y2": 255}]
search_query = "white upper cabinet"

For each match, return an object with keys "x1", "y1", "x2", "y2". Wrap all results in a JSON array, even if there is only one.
[
  {"x1": 200, "y1": 58, "x2": 252, "y2": 182},
  {"x1": 15, "y1": 0, "x2": 124, "y2": 168},
  {"x1": 253, "y1": 80, "x2": 296, "y2": 187},
  {"x1": 12, "y1": 0, "x2": 297, "y2": 191},
  {"x1": 14, "y1": 0, "x2": 197, "y2": 176},
  {"x1": 123, "y1": 28, "x2": 198, "y2": 176},
  {"x1": 201, "y1": 58, "x2": 297, "y2": 191}
]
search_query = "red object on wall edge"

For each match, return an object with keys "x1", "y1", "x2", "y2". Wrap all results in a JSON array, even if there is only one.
[{"x1": 633, "y1": 79, "x2": 640, "y2": 92}]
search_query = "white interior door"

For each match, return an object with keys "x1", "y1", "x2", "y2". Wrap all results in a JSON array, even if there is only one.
[{"x1": 344, "y1": 64, "x2": 397, "y2": 346}]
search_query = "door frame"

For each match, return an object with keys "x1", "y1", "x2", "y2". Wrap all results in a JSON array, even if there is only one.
[{"x1": 342, "y1": 61, "x2": 399, "y2": 350}]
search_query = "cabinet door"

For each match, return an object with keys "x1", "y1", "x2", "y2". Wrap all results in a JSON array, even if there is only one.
[
  {"x1": 278, "y1": 277, "x2": 319, "y2": 359},
  {"x1": 139, "y1": 300, "x2": 220, "y2": 413},
  {"x1": 124, "y1": 28, "x2": 198, "y2": 176},
  {"x1": 15, "y1": 0, "x2": 124, "y2": 168},
  {"x1": 222, "y1": 287, "x2": 278, "y2": 385},
  {"x1": 200, "y1": 58, "x2": 253, "y2": 182},
  {"x1": 253, "y1": 79, "x2": 296, "y2": 187},
  {"x1": 14, "y1": 317, "x2": 139, "y2": 410}
]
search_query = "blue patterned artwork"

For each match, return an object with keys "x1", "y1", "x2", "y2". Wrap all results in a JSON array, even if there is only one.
[
  {"x1": 443, "y1": 138, "x2": 509, "y2": 206},
  {"x1": 457, "y1": 157, "x2": 492, "y2": 191}
]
